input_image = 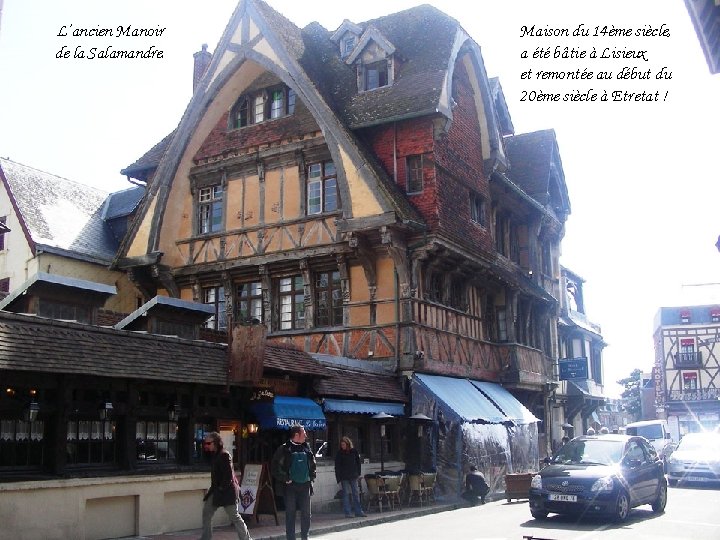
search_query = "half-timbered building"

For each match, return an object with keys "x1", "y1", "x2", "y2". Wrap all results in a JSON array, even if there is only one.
[
  {"x1": 116, "y1": 0, "x2": 570, "y2": 472},
  {"x1": 653, "y1": 304, "x2": 720, "y2": 439}
]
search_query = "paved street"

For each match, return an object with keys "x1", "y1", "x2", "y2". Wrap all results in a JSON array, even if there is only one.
[{"x1": 311, "y1": 484, "x2": 720, "y2": 540}]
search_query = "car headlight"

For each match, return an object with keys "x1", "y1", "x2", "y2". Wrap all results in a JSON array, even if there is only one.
[
  {"x1": 590, "y1": 476, "x2": 614, "y2": 492},
  {"x1": 530, "y1": 474, "x2": 542, "y2": 490}
]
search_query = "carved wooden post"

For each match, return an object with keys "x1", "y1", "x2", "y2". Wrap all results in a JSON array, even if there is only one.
[
  {"x1": 259, "y1": 265, "x2": 272, "y2": 332},
  {"x1": 300, "y1": 259, "x2": 314, "y2": 329},
  {"x1": 336, "y1": 254, "x2": 350, "y2": 327}
]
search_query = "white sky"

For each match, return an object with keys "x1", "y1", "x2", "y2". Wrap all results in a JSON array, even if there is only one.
[{"x1": 2, "y1": 1, "x2": 719, "y2": 397}]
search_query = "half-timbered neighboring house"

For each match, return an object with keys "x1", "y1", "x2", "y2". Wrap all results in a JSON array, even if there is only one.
[
  {"x1": 556, "y1": 266, "x2": 607, "y2": 444},
  {"x1": 653, "y1": 305, "x2": 720, "y2": 440},
  {"x1": 115, "y1": 0, "x2": 570, "y2": 489}
]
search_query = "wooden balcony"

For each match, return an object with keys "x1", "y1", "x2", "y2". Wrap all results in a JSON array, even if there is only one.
[
  {"x1": 497, "y1": 343, "x2": 552, "y2": 389},
  {"x1": 667, "y1": 388, "x2": 720, "y2": 402},
  {"x1": 673, "y1": 351, "x2": 703, "y2": 368}
]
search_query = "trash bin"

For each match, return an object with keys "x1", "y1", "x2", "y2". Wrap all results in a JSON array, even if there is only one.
[{"x1": 505, "y1": 472, "x2": 534, "y2": 502}]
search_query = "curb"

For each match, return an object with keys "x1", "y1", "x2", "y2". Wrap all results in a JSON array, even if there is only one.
[{"x1": 254, "y1": 503, "x2": 460, "y2": 540}]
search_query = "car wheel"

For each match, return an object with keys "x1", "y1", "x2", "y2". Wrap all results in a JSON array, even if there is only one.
[
  {"x1": 614, "y1": 490, "x2": 630, "y2": 522},
  {"x1": 531, "y1": 510, "x2": 548, "y2": 520},
  {"x1": 651, "y1": 482, "x2": 667, "y2": 513},
  {"x1": 668, "y1": 479, "x2": 678, "y2": 487}
]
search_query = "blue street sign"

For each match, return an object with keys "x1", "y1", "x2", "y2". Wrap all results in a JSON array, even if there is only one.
[{"x1": 559, "y1": 357, "x2": 588, "y2": 380}]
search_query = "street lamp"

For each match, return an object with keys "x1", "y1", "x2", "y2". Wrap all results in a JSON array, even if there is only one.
[
  {"x1": 372, "y1": 412, "x2": 394, "y2": 472},
  {"x1": 25, "y1": 400, "x2": 40, "y2": 423},
  {"x1": 409, "y1": 413, "x2": 432, "y2": 437}
]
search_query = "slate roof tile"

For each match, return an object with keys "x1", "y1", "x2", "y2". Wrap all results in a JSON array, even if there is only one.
[
  {"x1": 504, "y1": 130, "x2": 556, "y2": 204},
  {"x1": 0, "y1": 311, "x2": 329, "y2": 384},
  {"x1": 0, "y1": 157, "x2": 119, "y2": 264},
  {"x1": 314, "y1": 366, "x2": 407, "y2": 402},
  {"x1": 102, "y1": 185, "x2": 145, "y2": 220}
]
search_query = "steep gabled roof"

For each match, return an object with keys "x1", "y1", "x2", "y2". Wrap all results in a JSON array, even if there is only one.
[
  {"x1": 119, "y1": 0, "x2": 509, "y2": 261},
  {"x1": 504, "y1": 129, "x2": 571, "y2": 217},
  {"x1": 0, "y1": 157, "x2": 118, "y2": 264}
]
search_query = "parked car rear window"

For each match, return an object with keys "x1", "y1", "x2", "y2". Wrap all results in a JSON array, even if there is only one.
[{"x1": 627, "y1": 424, "x2": 663, "y2": 439}]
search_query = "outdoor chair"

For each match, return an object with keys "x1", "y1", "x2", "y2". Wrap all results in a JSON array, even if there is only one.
[
  {"x1": 407, "y1": 473, "x2": 426, "y2": 506},
  {"x1": 419, "y1": 471, "x2": 437, "y2": 503},
  {"x1": 364, "y1": 474, "x2": 388, "y2": 513},
  {"x1": 380, "y1": 472, "x2": 403, "y2": 510}
]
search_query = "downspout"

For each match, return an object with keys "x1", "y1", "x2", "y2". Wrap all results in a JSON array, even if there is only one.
[
  {"x1": 394, "y1": 268, "x2": 400, "y2": 371},
  {"x1": 393, "y1": 121, "x2": 398, "y2": 183}
]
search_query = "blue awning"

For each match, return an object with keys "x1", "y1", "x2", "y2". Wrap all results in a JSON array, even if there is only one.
[
  {"x1": 414, "y1": 373, "x2": 506, "y2": 424},
  {"x1": 323, "y1": 399, "x2": 405, "y2": 416},
  {"x1": 470, "y1": 380, "x2": 539, "y2": 425},
  {"x1": 251, "y1": 396, "x2": 326, "y2": 431}
]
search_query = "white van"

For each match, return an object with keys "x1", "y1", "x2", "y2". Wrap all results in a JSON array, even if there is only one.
[{"x1": 625, "y1": 420, "x2": 674, "y2": 459}]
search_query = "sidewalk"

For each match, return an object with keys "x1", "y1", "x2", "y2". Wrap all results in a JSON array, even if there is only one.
[{"x1": 126, "y1": 501, "x2": 460, "y2": 540}]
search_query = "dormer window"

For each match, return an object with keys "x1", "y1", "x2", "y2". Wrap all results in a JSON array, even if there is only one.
[
  {"x1": 230, "y1": 85, "x2": 296, "y2": 129},
  {"x1": 344, "y1": 25, "x2": 396, "y2": 92},
  {"x1": 343, "y1": 36, "x2": 356, "y2": 56},
  {"x1": 365, "y1": 61, "x2": 388, "y2": 90}
]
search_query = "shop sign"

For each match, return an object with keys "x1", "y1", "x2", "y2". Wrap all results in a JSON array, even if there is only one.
[
  {"x1": 275, "y1": 417, "x2": 326, "y2": 430},
  {"x1": 228, "y1": 324, "x2": 267, "y2": 384}
]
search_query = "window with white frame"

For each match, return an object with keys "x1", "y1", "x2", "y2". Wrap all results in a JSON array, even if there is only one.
[
  {"x1": 497, "y1": 307, "x2": 508, "y2": 342},
  {"x1": 253, "y1": 93, "x2": 265, "y2": 123},
  {"x1": 682, "y1": 372, "x2": 698, "y2": 391},
  {"x1": 470, "y1": 193, "x2": 485, "y2": 225},
  {"x1": 203, "y1": 286, "x2": 226, "y2": 330},
  {"x1": 307, "y1": 161, "x2": 338, "y2": 215},
  {"x1": 278, "y1": 276, "x2": 305, "y2": 330},
  {"x1": 238, "y1": 281, "x2": 263, "y2": 323},
  {"x1": 230, "y1": 86, "x2": 297, "y2": 128},
  {"x1": 198, "y1": 185, "x2": 223, "y2": 234}
]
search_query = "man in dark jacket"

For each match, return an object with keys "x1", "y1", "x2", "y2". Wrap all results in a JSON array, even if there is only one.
[
  {"x1": 201, "y1": 431, "x2": 252, "y2": 540},
  {"x1": 463, "y1": 465, "x2": 490, "y2": 505},
  {"x1": 271, "y1": 425, "x2": 316, "y2": 540}
]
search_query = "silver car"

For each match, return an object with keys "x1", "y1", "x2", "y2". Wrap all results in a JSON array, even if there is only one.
[{"x1": 666, "y1": 432, "x2": 720, "y2": 486}]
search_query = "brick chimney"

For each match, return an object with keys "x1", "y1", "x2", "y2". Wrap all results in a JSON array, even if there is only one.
[{"x1": 193, "y1": 44, "x2": 212, "y2": 93}]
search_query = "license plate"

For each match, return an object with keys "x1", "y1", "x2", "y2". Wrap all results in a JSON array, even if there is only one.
[
  {"x1": 548, "y1": 493, "x2": 577, "y2": 502},
  {"x1": 685, "y1": 476, "x2": 706, "y2": 482}
]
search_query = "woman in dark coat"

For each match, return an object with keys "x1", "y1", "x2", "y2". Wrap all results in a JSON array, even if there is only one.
[
  {"x1": 334, "y1": 436, "x2": 366, "y2": 517},
  {"x1": 200, "y1": 431, "x2": 252, "y2": 540}
]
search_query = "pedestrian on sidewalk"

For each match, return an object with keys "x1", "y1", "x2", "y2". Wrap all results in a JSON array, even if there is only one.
[
  {"x1": 271, "y1": 425, "x2": 316, "y2": 540},
  {"x1": 200, "y1": 431, "x2": 252, "y2": 540},
  {"x1": 462, "y1": 465, "x2": 489, "y2": 506},
  {"x1": 334, "y1": 436, "x2": 366, "y2": 518}
]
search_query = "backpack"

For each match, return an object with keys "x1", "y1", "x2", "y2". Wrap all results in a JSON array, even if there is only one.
[{"x1": 288, "y1": 449, "x2": 310, "y2": 483}]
